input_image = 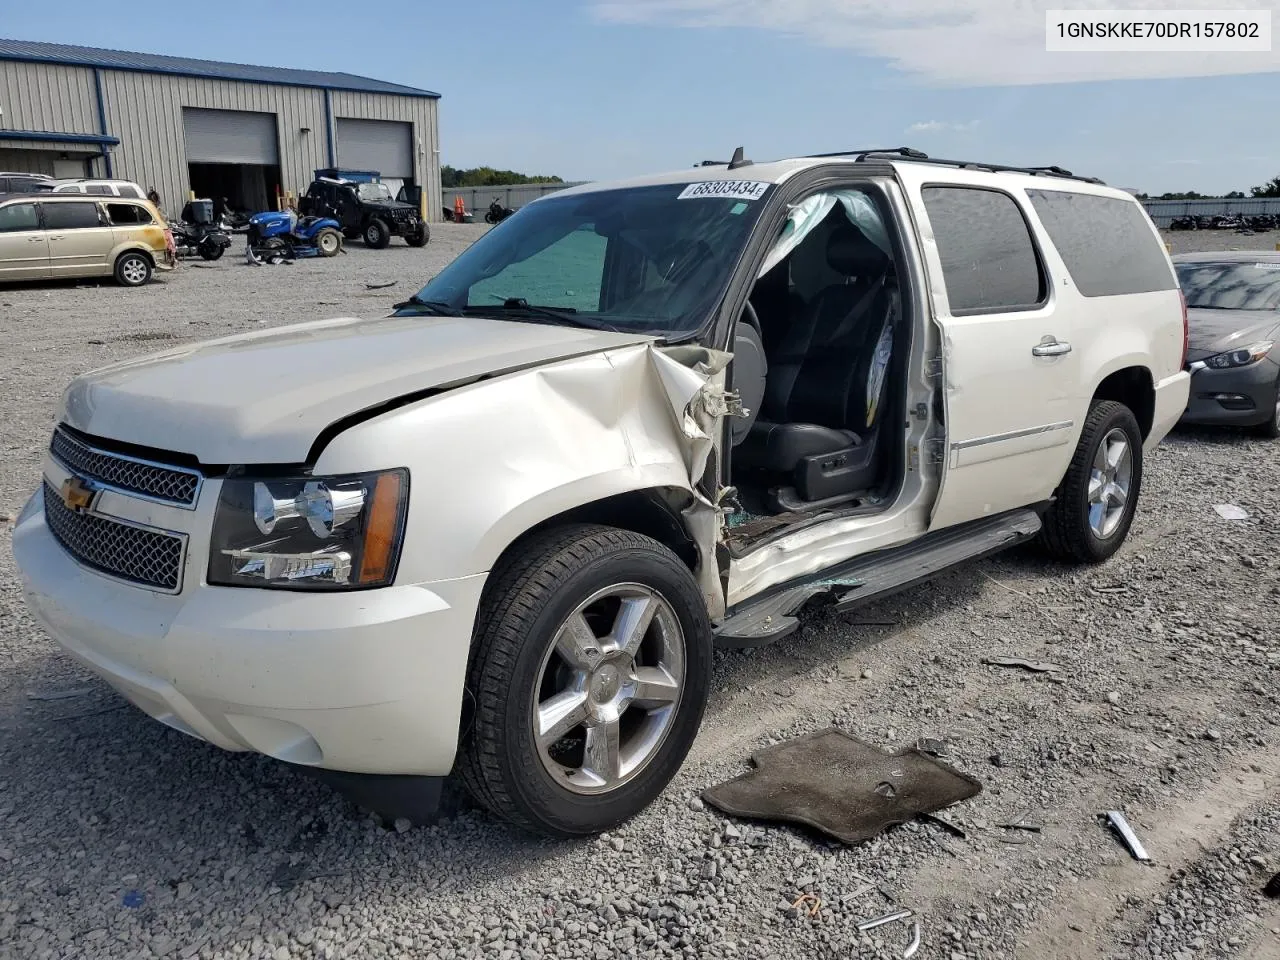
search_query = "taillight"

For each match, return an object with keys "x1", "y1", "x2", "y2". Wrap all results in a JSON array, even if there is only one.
[{"x1": 1179, "y1": 290, "x2": 1189, "y2": 368}]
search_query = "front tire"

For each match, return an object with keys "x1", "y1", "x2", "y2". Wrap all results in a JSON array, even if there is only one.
[
  {"x1": 114, "y1": 251, "x2": 152, "y2": 287},
  {"x1": 405, "y1": 224, "x2": 429, "y2": 247},
  {"x1": 363, "y1": 218, "x2": 391, "y2": 249},
  {"x1": 1040, "y1": 400, "x2": 1143, "y2": 564},
  {"x1": 458, "y1": 524, "x2": 713, "y2": 838},
  {"x1": 1251, "y1": 380, "x2": 1280, "y2": 439}
]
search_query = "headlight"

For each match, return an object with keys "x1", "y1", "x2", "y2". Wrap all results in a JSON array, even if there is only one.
[
  {"x1": 1201, "y1": 341, "x2": 1274, "y2": 369},
  {"x1": 208, "y1": 468, "x2": 408, "y2": 590}
]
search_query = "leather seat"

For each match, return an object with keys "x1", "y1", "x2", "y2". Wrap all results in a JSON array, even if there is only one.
[{"x1": 735, "y1": 222, "x2": 896, "y2": 504}]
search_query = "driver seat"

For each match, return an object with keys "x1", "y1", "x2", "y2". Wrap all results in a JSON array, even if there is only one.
[{"x1": 734, "y1": 223, "x2": 897, "y2": 508}]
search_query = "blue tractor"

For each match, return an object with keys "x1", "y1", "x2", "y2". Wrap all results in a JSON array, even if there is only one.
[{"x1": 244, "y1": 210, "x2": 343, "y2": 264}]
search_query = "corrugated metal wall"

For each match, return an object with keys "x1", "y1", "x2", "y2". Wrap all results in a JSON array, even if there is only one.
[
  {"x1": 0, "y1": 60, "x2": 99, "y2": 134},
  {"x1": 1141, "y1": 197, "x2": 1280, "y2": 227},
  {"x1": 0, "y1": 60, "x2": 441, "y2": 220},
  {"x1": 330, "y1": 90, "x2": 440, "y2": 221},
  {"x1": 442, "y1": 181, "x2": 588, "y2": 216}
]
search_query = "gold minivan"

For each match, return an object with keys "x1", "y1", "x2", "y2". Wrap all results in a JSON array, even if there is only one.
[{"x1": 0, "y1": 193, "x2": 177, "y2": 287}]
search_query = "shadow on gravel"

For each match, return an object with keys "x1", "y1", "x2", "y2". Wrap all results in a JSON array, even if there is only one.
[{"x1": 0, "y1": 653, "x2": 567, "y2": 925}]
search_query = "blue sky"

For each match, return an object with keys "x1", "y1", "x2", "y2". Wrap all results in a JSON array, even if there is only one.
[{"x1": 4, "y1": 0, "x2": 1279, "y2": 194}]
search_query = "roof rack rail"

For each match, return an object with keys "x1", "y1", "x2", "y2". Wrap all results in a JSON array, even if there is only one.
[
  {"x1": 863, "y1": 153, "x2": 1106, "y2": 185},
  {"x1": 795, "y1": 147, "x2": 1104, "y2": 185},
  {"x1": 806, "y1": 147, "x2": 930, "y2": 161}
]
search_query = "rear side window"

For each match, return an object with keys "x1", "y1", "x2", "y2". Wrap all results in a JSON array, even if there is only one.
[
  {"x1": 84, "y1": 184, "x2": 112, "y2": 195},
  {"x1": 118, "y1": 185, "x2": 143, "y2": 199},
  {"x1": 921, "y1": 186, "x2": 1046, "y2": 314},
  {"x1": 107, "y1": 203, "x2": 153, "y2": 225},
  {"x1": 42, "y1": 202, "x2": 102, "y2": 229},
  {"x1": 0, "y1": 203, "x2": 39, "y2": 232},
  {"x1": 1025, "y1": 189, "x2": 1176, "y2": 297}
]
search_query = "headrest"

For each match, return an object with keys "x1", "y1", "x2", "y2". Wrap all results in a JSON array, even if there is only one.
[{"x1": 826, "y1": 224, "x2": 887, "y2": 276}]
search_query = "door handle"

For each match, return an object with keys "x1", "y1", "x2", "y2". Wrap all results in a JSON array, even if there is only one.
[
  {"x1": 1032, "y1": 336, "x2": 1072, "y2": 357},
  {"x1": 48, "y1": 235, "x2": 64, "y2": 241},
  {"x1": 27, "y1": 237, "x2": 43, "y2": 242}
]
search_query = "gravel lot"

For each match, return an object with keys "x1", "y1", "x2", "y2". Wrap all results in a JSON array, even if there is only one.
[{"x1": 1, "y1": 224, "x2": 1278, "y2": 960}]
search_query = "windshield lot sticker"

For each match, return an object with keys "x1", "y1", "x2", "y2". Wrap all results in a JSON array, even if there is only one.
[
  {"x1": 678, "y1": 180, "x2": 770, "y2": 201},
  {"x1": 730, "y1": 202, "x2": 749, "y2": 215}
]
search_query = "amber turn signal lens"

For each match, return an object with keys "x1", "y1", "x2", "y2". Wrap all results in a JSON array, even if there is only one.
[{"x1": 358, "y1": 471, "x2": 404, "y2": 584}]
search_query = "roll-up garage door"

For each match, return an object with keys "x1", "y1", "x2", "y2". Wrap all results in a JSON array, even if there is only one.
[
  {"x1": 183, "y1": 108, "x2": 280, "y2": 164},
  {"x1": 335, "y1": 118, "x2": 413, "y2": 178}
]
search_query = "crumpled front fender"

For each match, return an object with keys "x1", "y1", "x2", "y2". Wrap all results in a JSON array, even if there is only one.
[{"x1": 314, "y1": 342, "x2": 737, "y2": 618}]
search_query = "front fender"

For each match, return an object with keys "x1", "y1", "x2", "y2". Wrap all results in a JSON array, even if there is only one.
[{"x1": 313, "y1": 343, "x2": 730, "y2": 610}]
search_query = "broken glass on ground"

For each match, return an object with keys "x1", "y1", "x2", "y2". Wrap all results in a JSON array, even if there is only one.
[{"x1": 701, "y1": 727, "x2": 982, "y2": 845}]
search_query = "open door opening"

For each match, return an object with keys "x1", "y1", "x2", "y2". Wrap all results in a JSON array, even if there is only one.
[{"x1": 724, "y1": 188, "x2": 912, "y2": 550}]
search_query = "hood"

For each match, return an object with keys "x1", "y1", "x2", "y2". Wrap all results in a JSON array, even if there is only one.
[
  {"x1": 1185, "y1": 308, "x2": 1280, "y2": 361},
  {"x1": 363, "y1": 199, "x2": 417, "y2": 212},
  {"x1": 61, "y1": 315, "x2": 655, "y2": 464}
]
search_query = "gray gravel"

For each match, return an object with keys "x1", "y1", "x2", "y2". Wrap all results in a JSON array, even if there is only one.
[{"x1": 1, "y1": 226, "x2": 1278, "y2": 960}]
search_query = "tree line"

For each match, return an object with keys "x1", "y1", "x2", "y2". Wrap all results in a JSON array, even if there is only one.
[
  {"x1": 1136, "y1": 175, "x2": 1280, "y2": 201},
  {"x1": 441, "y1": 165, "x2": 564, "y2": 188}
]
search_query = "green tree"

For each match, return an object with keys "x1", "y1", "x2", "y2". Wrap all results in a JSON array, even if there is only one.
[
  {"x1": 1251, "y1": 176, "x2": 1280, "y2": 198},
  {"x1": 441, "y1": 165, "x2": 564, "y2": 188}
]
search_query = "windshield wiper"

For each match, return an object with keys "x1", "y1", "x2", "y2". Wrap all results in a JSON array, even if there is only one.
[
  {"x1": 392, "y1": 295, "x2": 459, "y2": 315},
  {"x1": 473, "y1": 296, "x2": 616, "y2": 332}
]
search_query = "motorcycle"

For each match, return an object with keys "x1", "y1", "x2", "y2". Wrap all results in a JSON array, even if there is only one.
[
  {"x1": 170, "y1": 219, "x2": 232, "y2": 260},
  {"x1": 484, "y1": 197, "x2": 515, "y2": 224},
  {"x1": 244, "y1": 210, "x2": 344, "y2": 264},
  {"x1": 1168, "y1": 215, "x2": 1198, "y2": 231},
  {"x1": 171, "y1": 198, "x2": 233, "y2": 260}
]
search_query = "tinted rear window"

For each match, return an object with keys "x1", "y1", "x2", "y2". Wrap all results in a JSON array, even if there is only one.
[
  {"x1": 42, "y1": 202, "x2": 102, "y2": 229},
  {"x1": 1026, "y1": 189, "x2": 1176, "y2": 297},
  {"x1": 107, "y1": 203, "x2": 153, "y2": 225},
  {"x1": 921, "y1": 185, "x2": 1047, "y2": 314},
  {"x1": 118, "y1": 185, "x2": 143, "y2": 199}
]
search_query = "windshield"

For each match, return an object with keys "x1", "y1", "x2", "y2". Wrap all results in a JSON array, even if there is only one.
[
  {"x1": 1176, "y1": 260, "x2": 1280, "y2": 311},
  {"x1": 356, "y1": 182, "x2": 393, "y2": 202},
  {"x1": 404, "y1": 181, "x2": 774, "y2": 336}
]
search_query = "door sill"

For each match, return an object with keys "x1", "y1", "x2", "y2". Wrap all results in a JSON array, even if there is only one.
[{"x1": 713, "y1": 507, "x2": 1042, "y2": 648}]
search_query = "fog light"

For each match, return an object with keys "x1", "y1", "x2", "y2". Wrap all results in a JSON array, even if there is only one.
[{"x1": 224, "y1": 547, "x2": 353, "y2": 584}]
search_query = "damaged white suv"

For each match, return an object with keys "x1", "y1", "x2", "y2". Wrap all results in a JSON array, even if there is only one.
[{"x1": 13, "y1": 148, "x2": 1190, "y2": 838}]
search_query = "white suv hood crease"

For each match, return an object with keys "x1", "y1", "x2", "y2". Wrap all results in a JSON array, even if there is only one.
[{"x1": 59, "y1": 314, "x2": 657, "y2": 463}]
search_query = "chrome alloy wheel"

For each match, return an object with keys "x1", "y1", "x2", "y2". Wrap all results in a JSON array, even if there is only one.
[
  {"x1": 1087, "y1": 427, "x2": 1133, "y2": 539},
  {"x1": 121, "y1": 258, "x2": 148, "y2": 284},
  {"x1": 532, "y1": 583, "x2": 685, "y2": 795}
]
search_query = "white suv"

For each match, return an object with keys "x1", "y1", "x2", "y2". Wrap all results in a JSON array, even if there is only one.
[{"x1": 12, "y1": 148, "x2": 1190, "y2": 838}]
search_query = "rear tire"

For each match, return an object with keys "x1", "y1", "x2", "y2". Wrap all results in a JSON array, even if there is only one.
[
  {"x1": 114, "y1": 251, "x2": 152, "y2": 287},
  {"x1": 1039, "y1": 400, "x2": 1143, "y2": 564},
  {"x1": 363, "y1": 219, "x2": 391, "y2": 249},
  {"x1": 198, "y1": 242, "x2": 224, "y2": 261},
  {"x1": 315, "y1": 228, "x2": 342, "y2": 258},
  {"x1": 458, "y1": 524, "x2": 713, "y2": 838}
]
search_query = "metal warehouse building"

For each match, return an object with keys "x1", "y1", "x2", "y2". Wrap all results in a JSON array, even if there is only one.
[{"x1": 0, "y1": 39, "x2": 441, "y2": 220}]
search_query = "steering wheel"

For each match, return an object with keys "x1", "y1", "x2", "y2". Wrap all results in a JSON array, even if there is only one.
[{"x1": 729, "y1": 300, "x2": 768, "y2": 446}]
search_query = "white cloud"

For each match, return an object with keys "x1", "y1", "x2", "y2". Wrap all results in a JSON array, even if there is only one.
[
  {"x1": 907, "y1": 120, "x2": 978, "y2": 133},
  {"x1": 587, "y1": 0, "x2": 1280, "y2": 85}
]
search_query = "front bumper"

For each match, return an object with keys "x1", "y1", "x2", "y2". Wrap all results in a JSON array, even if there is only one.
[
  {"x1": 1178, "y1": 358, "x2": 1279, "y2": 427},
  {"x1": 12, "y1": 481, "x2": 486, "y2": 777}
]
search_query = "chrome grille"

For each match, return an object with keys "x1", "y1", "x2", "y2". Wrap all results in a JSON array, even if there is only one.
[
  {"x1": 50, "y1": 427, "x2": 200, "y2": 506},
  {"x1": 42, "y1": 481, "x2": 185, "y2": 592}
]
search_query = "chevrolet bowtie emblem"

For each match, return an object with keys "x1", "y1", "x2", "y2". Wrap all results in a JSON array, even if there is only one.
[{"x1": 59, "y1": 475, "x2": 95, "y2": 512}]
